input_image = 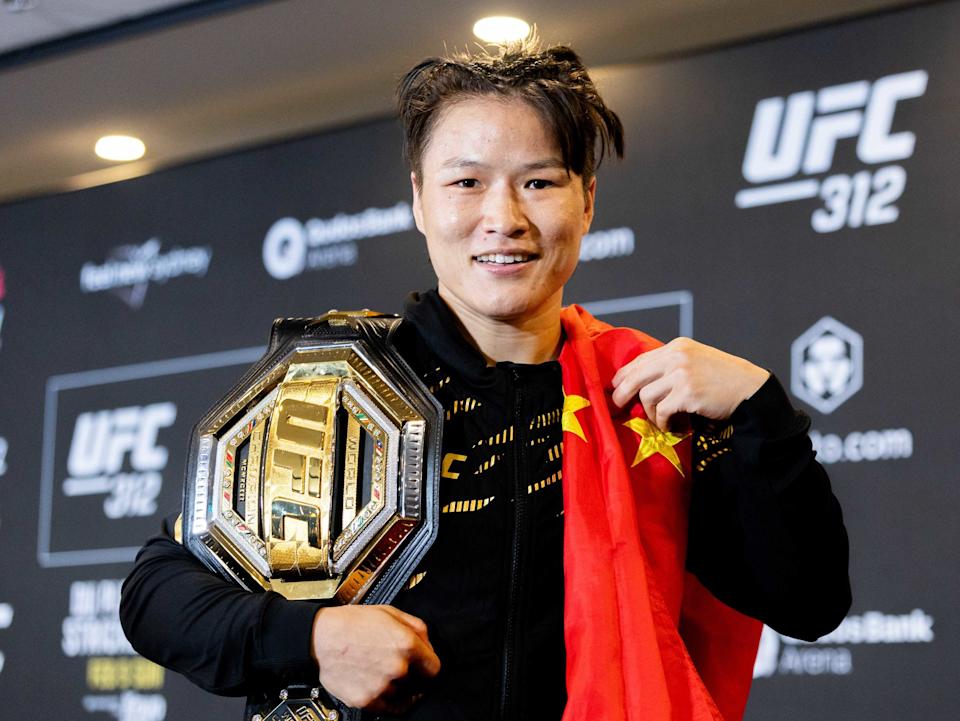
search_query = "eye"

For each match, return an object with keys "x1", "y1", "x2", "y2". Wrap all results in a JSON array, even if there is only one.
[
  {"x1": 455, "y1": 178, "x2": 479, "y2": 188},
  {"x1": 526, "y1": 179, "x2": 554, "y2": 190}
]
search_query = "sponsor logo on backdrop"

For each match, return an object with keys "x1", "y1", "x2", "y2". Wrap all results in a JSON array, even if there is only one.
[
  {"x1": 80, "y1": 238, "x2": 212, "y2": 309},
  {"x1": 736, "y1": 70, "x2": 928, "y2": 233},
  {"x1": 0, "y1": 601, "x2": 12, "y2": 676},
  {"x1": 0, "y1": 263, "x2": 7, "y2": 349},
  {"x1": 579, "y1": 227, "x2": 635, "y2": 262},
  {"x1": 263, "y1": 201, "x2": 414, "y2": 280},
  {"x1": 791, "y1": 317, "x2": 913, "y2": 463},
  {"x1": 809, "y1": 427, "x2": 913, "y2": 464},
  {"x1": 63, "y1": 403, "x2": 177, "y2": 519},
  {"x1": 62, "y1": 580, "x2": 134, "y2": 657},
  {"x1": 754, "y1": 608, "x2": 935, "y2": 678},
  {"x1": 64, "y1": 579, "x2": 166, "y2": 721},
  {"x1": 791, "y1": 316, "x2": 863, "y2": 414}
]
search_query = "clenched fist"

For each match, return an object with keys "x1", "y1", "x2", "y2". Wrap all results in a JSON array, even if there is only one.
[
  {"x1": 311, "y1": 604, "x2": 441, "y2": 714},
  {"x1": 611, "y1": 337, "x2": 770, "y2": 430}
]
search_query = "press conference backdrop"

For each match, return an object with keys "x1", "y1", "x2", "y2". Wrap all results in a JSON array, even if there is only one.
[{"x1": 1, "y1": 2, "x2": 957, "y2": 719}]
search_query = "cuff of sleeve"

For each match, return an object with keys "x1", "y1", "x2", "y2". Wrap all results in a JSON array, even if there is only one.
[
  {"x1": 730, "y1": 373, "x2": 808, "y2": 442},
  {"x1": 727, "y1": 374, "x2": 815, "y2": 487},
  {"x1": 256, "y1": 595, "x2": 323, "y2": 677}
]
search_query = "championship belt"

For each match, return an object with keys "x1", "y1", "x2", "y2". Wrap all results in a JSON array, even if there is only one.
[{"x1": 181, "y1": 310, "x2": 442, "y2": 721}]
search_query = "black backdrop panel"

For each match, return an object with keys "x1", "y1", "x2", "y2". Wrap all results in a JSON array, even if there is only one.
[{"x1": 0, "y1": 2, "x2": 957, "y2": 719}]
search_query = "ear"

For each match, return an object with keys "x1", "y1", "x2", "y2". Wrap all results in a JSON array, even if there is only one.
[
  {"x1": 581, "y1": 176, "x2": 597, "y2": 235},
  {"x1": 411, "y1": 171, "x2": 425, "y2": 234}
]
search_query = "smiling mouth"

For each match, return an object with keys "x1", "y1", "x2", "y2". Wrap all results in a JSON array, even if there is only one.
[{"x1": 473, "y1": 253, "x2": 537, "y2": 265}]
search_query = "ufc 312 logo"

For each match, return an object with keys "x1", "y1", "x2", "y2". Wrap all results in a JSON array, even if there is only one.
[
  {"x1": 735, "y1": 70, "x2": 928, "y2": 233},
  {"x1": 41, "y1": 346, "x2": 264, "y2": 567},
  {"x1": 64, "y1": 403, "x2": 177, "y2": 519}
]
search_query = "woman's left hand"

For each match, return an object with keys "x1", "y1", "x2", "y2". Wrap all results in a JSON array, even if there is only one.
[{"x1": 611, "y1": 337, "x2": 770, "y2": 430}]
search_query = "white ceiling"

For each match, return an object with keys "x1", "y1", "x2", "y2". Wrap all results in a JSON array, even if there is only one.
[{"x1": 0, "y1": 0, "x2": 925, "y2": 204}]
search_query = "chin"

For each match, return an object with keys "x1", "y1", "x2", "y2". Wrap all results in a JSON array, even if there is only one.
[
  {"x1": 441, "y1": 280, "x2": 556, "y2": 324},
  {"x1": 472, "y1": 296, "x2": 541, "y2": 322}
]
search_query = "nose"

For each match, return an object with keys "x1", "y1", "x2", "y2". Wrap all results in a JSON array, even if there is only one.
[{"x1": 481, "y1": 182, "x2": 528, "y2": 238}]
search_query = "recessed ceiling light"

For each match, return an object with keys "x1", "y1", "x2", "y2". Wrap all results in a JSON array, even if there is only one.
[
  {"x1": 95, "y1": 135, "x2": 146, "y2": 162},
  {"x1": 473, "y1": 16, "x2": 531, "y2": 44}
]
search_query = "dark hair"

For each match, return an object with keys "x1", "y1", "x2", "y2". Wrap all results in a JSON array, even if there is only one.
[{"x1": 397, "y1": 39, "x2": 624, "y2": 185}]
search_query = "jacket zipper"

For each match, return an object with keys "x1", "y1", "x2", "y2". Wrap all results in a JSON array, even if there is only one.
[{"x1": 500, "y1": 368, "x2": 526, "y2": 720}]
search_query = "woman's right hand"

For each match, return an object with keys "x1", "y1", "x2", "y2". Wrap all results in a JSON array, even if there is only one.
[{"x1": 311, "y1": 604, "x2": 441, "y2": 714}]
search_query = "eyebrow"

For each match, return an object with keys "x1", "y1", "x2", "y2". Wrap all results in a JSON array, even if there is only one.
[{"x1": 439, "y1": 157, "x2": 567, "y2": 171}]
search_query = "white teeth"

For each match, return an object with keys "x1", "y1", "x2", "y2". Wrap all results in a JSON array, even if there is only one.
[{"x1": 475, "y1": 253, "x2": 530, "y2": 264}]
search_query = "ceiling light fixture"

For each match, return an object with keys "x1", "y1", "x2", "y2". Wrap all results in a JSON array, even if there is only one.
[
  {"x1": 95, "y1": 135, "x2": 146, "y2": 162},
  {"x1": 473, "y1": 16, "x2": 531, "y2": 44}
]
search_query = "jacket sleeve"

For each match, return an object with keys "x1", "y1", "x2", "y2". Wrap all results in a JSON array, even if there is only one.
[
  {"x1": 119, "y1": 514, "x2": 322, "y2": 696},
  {"x1": 685, "y1": 374, "x2": 852, "y2": 642}
]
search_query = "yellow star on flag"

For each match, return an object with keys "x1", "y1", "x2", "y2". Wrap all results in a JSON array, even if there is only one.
[
  {"x1": 622, "y1": 417, "x2": 690, "y2": 476},
  {"x1": 562, "y1": 391, "x2": 591, "y2": 443}
]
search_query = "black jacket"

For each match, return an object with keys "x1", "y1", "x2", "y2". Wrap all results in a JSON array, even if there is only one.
[{"x1": 120, "y1": 290, "x2": 851, "y2": 721}]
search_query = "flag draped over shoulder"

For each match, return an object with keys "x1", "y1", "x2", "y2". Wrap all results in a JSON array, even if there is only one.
[{"x1": 558, "y1": 304, "x2": 762, "y2": 721}]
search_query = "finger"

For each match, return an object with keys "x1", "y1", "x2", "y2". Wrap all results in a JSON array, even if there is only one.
[
  {"x1": 380, "y1": 606, "x2": 430, "y2": 641},
  {"x1": 636, "y1": 374, "x2": 673, "y2": 422},
  {"x1": 612, "y1": 343, "x2": 671, "y2": 385},
  {"x1": 653, "y1": 387, "x2": 686, "y2": 431},
  {"x1": 611, "y1": 352, "x2": 669, "y2": 406},
  {"x1": 612, "y1": 358, "x2": 665, "y2": 407},
  {"x1": 377, "y1": 610, "x2": 440, "y2": 679},
  {"x1": 406, "y1": 635, "x2": 442, "y2": 678},
  {"x1": 611, "y1": 345, "x2": 667, "y2": 383},
  {"x1": 396, "y1": 624, "x2": 440, "y2": 679}
]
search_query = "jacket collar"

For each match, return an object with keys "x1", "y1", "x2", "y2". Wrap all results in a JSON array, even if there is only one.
[{"x1": 401, "y1": 289, "x2": 499, "y2": 387}]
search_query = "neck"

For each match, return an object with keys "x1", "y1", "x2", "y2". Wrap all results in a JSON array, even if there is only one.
[{"x1": 438, "y1": 286, "x2": 563, "y2": 365}]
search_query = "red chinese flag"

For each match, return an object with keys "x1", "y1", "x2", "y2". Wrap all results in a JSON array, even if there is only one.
[{"x1": 559, "y1": 305, "x2": 761, "y2": 721}]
